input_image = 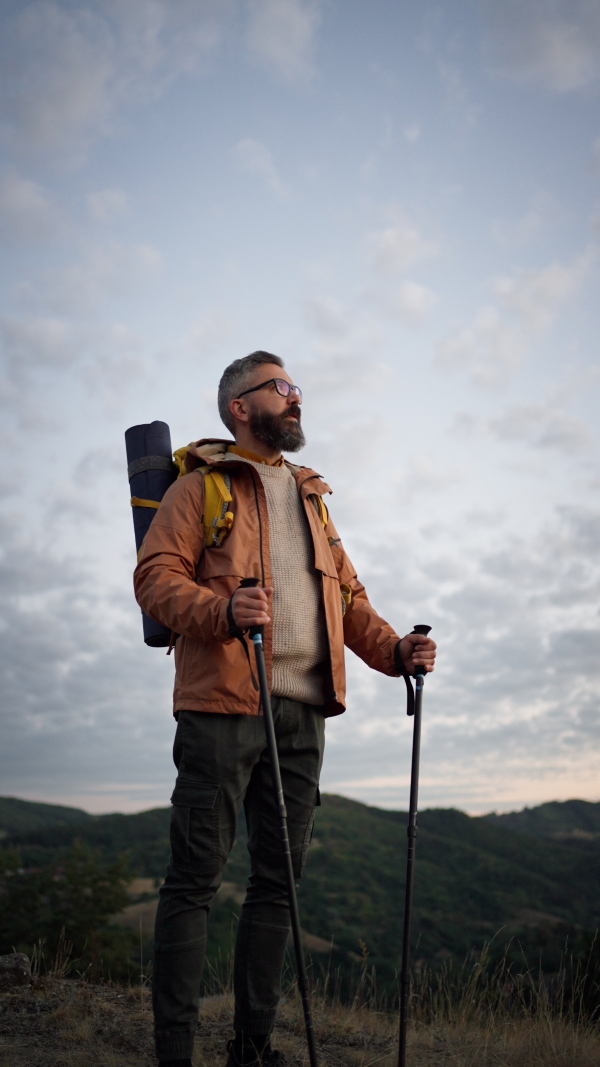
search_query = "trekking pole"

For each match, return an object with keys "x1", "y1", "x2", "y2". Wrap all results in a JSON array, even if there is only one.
[
  {"x1": 240, "y1": 578, "x2": 320, "y2": 1067},
  {"x1": 398, "y1": 624, "x2": 432, "y2": 1067}
]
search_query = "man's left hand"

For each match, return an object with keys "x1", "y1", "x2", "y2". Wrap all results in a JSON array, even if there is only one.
[{"x1": 398, "y1": 633, "x2": 437, "y2": 675}]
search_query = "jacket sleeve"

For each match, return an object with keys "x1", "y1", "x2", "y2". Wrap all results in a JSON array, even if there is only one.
[
  {"x1": 133, "y1": 473, "x2": 231, "y2": 643},
  {"x1": 324, "y1": 512, "x2": 402, "y2": 677}
]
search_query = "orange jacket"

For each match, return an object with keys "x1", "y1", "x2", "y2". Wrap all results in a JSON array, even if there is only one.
[{"x1": 133, "y1": 440, "x2": 402, "y2": 717}]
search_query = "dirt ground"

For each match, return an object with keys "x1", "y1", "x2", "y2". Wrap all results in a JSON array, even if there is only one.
[
  {"x1": 1, "y1": 975, "x2": 599, "y2": 1067},
  {"x1": 0, "y1": 977, "x2": 396, "y2": 1067}
]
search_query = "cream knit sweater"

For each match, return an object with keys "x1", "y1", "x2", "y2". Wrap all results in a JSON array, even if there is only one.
[{"x1": 223, "y1": 454, "x2": 328, "y2": 705}]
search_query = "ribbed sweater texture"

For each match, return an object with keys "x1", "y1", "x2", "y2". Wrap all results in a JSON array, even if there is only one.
[{"x1": 223, "y1": 454, "x2": 328, "y2": 704}]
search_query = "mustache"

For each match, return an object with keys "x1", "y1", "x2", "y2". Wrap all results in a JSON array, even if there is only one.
[{"x1": 283, "y1": 403, "x2": 301, "y2": 421}]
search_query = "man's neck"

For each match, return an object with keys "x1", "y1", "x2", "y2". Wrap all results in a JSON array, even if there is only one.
[{"x1": 230, "y1": 435, "x2": 283, "y2": 465}]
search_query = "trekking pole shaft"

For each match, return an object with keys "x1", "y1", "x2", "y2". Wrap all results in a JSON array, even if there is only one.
[
  {"x1": 398, "y1": 671, "x2": 424, "y2": 1067},
  {"x1": 251, "y1": 632, "x2": 319, "y2": 1067}
]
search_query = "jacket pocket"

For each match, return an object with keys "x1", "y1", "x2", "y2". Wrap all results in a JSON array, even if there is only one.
[{"x1": 169, "y1": 775, "x2": 221, "y2": 875}]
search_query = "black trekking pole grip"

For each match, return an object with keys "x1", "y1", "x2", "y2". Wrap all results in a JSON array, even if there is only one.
[
  {"x1": 240, "y1": 577, "x2": 320, "y2": 1067},
  {"x1": 398, "y1": 624, "x2": 432, "y2": 1067},
  {"x1": 411, "y1": 624, "x2": 432, "y2": 678},
  {"x1": 238, "y1": 576, "x2": 263, "y2": 638}
]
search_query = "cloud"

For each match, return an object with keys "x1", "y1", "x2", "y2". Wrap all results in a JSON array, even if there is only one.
[
  {"x1": 436, "y1": 251, "x2": 594, "y2": 385},
  {"x1": 392, "y1": 453, "x2": 462, "y2": 506},
  {"x1": 319, "y1": 513, "x2": 600, "y2": 810},
  {"x1": 87, "y1": 187, "x2": 127, "y2": 224},
  {"x1": 436, "y1": 305, "x2": 524, "y2": 386},
  {"x1": 382, "y1": 281, "x2": 437, "y2": 327},
  {"x1": 0, "y1": 0, "x2": 231, "y2": 162},
  {"x1": 494, "y1": 252, "x2": 593, "y2": 331},
  {"x1": 304, "y1": 296, "x2": 349, "y2": 337},
  {"x1": 0, "y1": 311, "x2": 155, "y2": 429},
  {"x1": 233, "y1": 138, "x2": 290, "y2": 199},
  {"x1": 0, "y1": 507, "x2": 176, "y2": 810},
  {"x1": 245, "y1": 0, "x2": 321, "y2": 83},
  {"x1": 368, "y1": 217, "x2": 439, "y2": 273},
  {"x1": 490, "y1": 404, "x2": 593, "y2": 453},
  {"x1": 492, "y1": 189, "x2": 561, "y2": 248},
  {"x1": 438, "y1": 61, "x2": 481, "y2": 130},
  {"x1": 0, "y1": 315, "x2": 76, "y2": 377},
  {"x1": 0, "y1": 170, "x2": 63, "y2": 244},
  {"x1": 403, "y1": 123, "x2": 421, "y2": 143},
  {"x1": 182, "y1": 312, "x2": 238, "y2": 359},
  {"x1": 329, "y1": 502, "x2": 600, "y2": 810},
  {"x1": 31, "y1": 240, "x2": 163, "y2": 314},
  {"x1": 483, "y1": 0, "x2": 600, "y2": 93},
  {"x1": 452, "y1": 402, "x2": 594, "y2": 455}
]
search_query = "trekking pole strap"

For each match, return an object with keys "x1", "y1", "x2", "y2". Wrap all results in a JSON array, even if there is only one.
[
  {"x1": 394, "y1": 643, "x2": 415, "y2": 717},
  {"x1": 395, "y1": 624, "x2": 432, "y2": 716}
]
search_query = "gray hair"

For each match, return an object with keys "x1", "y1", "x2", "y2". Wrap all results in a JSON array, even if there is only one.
[{"x1": 218, "y1": 350, "x2": 284, "y2": 434}]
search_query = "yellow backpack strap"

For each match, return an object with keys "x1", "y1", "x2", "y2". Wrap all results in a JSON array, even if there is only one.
[
  {"x1": 310, "y1": 494, "x2": 328, "y2": 528},
  {"x1": 130, "y1": 496, "x2": 160, "y2": 509},
  {"x1": 198, "y1": 466, "x2": 234, "y2": 547}
]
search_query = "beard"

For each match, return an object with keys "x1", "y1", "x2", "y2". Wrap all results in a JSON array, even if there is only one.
[{"x1": 248, "y1": 404, "x2": 306, "y2": 453}]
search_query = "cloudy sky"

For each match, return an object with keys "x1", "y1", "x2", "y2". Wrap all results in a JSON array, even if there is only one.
[{"x1": 1, "y1": 0, "x2": 599, "y2": 816}]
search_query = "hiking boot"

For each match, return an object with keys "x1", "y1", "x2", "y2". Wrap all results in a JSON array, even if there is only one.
[{"x1": 225, "y1": 1037, "x2": 286, "y2": 1066}]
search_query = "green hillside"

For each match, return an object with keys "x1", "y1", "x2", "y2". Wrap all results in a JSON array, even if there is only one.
[
  {"x1": 484, "y1": 799, "x2": 600, "y2": 847},
  {"x1": 2, "y1": 793, "x2": 600, "y2": 989},
  {"x1": 5, "y1": 804, "x2": 173, "y2": 874},
  {"x1": 0, "y1": 796, "x2": 91, "y2": 838}
]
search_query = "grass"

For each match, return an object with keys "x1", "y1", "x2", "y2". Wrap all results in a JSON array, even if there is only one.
[
  {"x1": 1, "y1": 978, "x2": 599, "y2": 1066},
  {"x1": 0, "y1": 942, "x2": 598, "y2": 1066}
]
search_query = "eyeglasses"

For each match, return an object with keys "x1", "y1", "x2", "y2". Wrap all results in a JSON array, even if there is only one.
[{"x1": 237, "y1": 378, "x2": 302, "y2": 403}]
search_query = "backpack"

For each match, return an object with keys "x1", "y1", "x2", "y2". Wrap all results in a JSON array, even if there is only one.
[{"x1": 172, "y1": 443, "x2": 330, "y2": 550}]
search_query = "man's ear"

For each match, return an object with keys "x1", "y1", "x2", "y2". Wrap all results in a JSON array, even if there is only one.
[{"x1": 229, "y1": 396, "x2": 250, "y2": 426}]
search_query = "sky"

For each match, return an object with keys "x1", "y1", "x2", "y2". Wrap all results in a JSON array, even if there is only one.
[{"x1": 0, "y1": 0, "x2": 599, "y2": 816}]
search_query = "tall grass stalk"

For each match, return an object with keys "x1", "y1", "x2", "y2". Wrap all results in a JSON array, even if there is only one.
[{"x1": 30, "y1": 928, "x2": 74, "y2": 979}]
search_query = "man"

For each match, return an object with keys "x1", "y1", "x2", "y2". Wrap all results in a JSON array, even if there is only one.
[{"x1": 134, "y1": 351, "x2": 436, "y2": 1067}]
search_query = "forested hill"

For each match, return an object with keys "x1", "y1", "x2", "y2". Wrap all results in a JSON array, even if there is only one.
[
  {"x1": 0, "y1": 796, "x2": 91, "y2": 837},
  {"x1": 483, "y1": 798, "x2": 600, "y2": 847},
  {"x1": 2, "y1": 793, "x2": 600, "y2": 982}
]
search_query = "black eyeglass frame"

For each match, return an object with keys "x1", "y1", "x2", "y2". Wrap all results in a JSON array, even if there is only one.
[{"x1": 236, "y1": 378, "x2": 302, "y2": 403}]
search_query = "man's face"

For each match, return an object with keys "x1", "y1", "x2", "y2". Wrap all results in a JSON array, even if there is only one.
[{"x1": 239, "y1": 364, "x2": 305, "y2": 452}]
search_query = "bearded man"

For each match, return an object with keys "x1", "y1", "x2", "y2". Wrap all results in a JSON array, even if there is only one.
[{"x1": 134, "y1": 350, "x2": 436, "y2": 1067}]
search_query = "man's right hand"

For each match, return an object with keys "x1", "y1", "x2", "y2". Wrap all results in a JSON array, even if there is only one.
[{"x1": 231, "y1": 585, "x2": 272, "y2": 629}]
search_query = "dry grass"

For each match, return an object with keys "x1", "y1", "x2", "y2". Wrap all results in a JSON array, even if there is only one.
[{"x1": 0, "y1": 970, "x2": 599, "y2": 1067}]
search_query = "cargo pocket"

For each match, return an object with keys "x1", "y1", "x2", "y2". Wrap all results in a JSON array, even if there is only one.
[
  {"x1": 298, "y1": 787, "x2": 321, "y2": 877},
  {"x1": 169, "y1": 775, "x2": 221, "y2": 875}
]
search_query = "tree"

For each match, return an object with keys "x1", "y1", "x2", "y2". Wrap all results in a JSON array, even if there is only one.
[{"x1": 0, "y1": 841, "x2": 130, "y2": 958}]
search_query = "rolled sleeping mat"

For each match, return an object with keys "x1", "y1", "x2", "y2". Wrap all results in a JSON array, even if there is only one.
[{"x1": 125, "y1": 421, "x2": 178, "y2": 646}]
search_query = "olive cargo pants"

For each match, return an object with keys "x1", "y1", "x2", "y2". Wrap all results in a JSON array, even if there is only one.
[{"x1": 152, "y1": 699, "x2": 325, "y2": 1063}]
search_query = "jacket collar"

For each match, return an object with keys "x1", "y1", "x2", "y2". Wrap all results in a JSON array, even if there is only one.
[{"x1": 183, "y1": 438, "x2": 331, "y2": 495}]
